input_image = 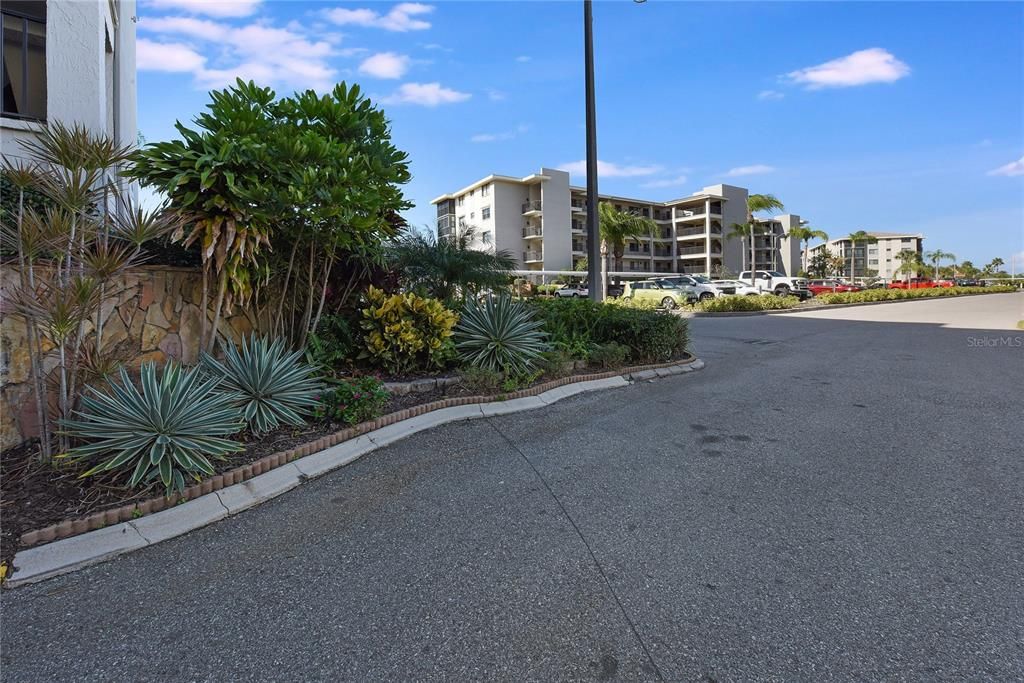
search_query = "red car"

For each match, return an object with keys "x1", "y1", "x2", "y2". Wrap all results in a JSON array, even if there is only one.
[
  {"x1": 889, "y1": 278, "x2": 935, "y2": 289},
  {"x1": 935, "y1": 278, "x2": 956, "y2": 288},
  {"x1": 806, "y1": 279, "x2": 862, "y2": 295}
]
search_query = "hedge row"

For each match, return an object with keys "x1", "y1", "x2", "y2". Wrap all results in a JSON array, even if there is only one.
[{"x1": 815, "y1": 286, "x2": 1015, "y2": 305}]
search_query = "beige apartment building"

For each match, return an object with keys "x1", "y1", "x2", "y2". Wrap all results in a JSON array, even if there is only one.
[
  {"x1": 808, "y1": 232, "x2": 925, "y2": 280},
  {"x1": 432, "y1": 167, "x2": 803, "y2": 279}
]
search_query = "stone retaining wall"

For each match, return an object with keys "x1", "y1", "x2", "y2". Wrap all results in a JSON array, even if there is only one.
[{"x1": 0, "y1": 266, "x2": 253, "y2": 448}]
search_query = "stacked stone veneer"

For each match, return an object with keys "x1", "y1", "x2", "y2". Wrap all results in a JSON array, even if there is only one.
[{"x1": 1, "y1": 266, "x2": 254, "y2": 449}]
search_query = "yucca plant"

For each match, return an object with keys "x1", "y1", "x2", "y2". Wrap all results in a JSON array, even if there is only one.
[
  {"x1": 202, "y1": 336, "x2": 322, "y2": 434},
  {"x1": 61, "y1": 362, "x2": 244, "y2": 493},
  {"x1": 455, "y1": 296, "x2": 548, "y2": 375}
]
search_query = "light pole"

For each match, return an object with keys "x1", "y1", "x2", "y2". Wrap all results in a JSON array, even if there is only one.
[
  {"x1": 584, "y1": 0, "x2": 645, "y2": 302},
  {"x1": 583, "y1": 0, "x2": 603, "y2": 302}
]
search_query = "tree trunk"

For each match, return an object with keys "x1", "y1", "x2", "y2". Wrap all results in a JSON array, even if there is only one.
[
  {"x1": 749, "y1": 225, "x2": 756, "y2": 287},
  {"x1": 275, "y1": 239, "x2": 300, "y2": 339},
  {"x1": 208, "y1": 268, "x2": 229, "y2": 354}
]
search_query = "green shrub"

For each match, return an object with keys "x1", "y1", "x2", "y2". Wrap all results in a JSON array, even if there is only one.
[
  {"x1": 359, "y1": 286, "x2": 459, "y2": 375},
  {"x1": 501, "y1": 369, "x2": 543, "y2": 392},
  {"x1": 458, "y1": 366, "x2": 504, "y2": 393},
  {"x1": 537, "y1": 348, "x2": 576, "y2": 378},
  {"x1": 698, "y1": 295, "x2": 800, "y2": 312},
  {"x1": 306, "y1": 313, "x2": 357, "y2": 375},
  {"x1": 455, "y1": 296, "x2": 548, "y2": 375},
  {"x1": 817, "y1": 285, "x2": 1014, "y2": 305},
  {"x1": 61, "y1": 363, "x2": 244, "y2": 493},
  {"x1": 606, "y1": 296, "x2": 662, "y2": 311},
  {"x1": 529, "y1": 298, "x2": 688, "y2": 364},
  {"x1": 313, "y1": 376, "x2": 389, "y2": 425},
  {"x1": 589, "y1": 341, "x2": 629, "y2": 368},
  {"x1": 536, "y1": 284, "x2": 561, "y2": 296},
  {"x1": 202, "y1": 336, "x2": 322, "y2": 434}
]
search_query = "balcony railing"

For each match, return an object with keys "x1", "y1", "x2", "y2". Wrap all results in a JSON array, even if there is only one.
[
  {"x1": 654, "y1": 229, "x2": 673, "y2": 239},
  {"x1": 653, "y1": 210, "x2": 673, "y2": 221},
  {"x1": 678, "y1": 227, "x2": 706, "y2": 238},
  {"x1": 678, "y1": 245, "x2": 706, "y2": 256},
  {"x1": 571, "y1": 221, "x2": 585, "y2": 232},
  {"x1": 523, "y1": 250, "x2": 543, "y2": 262},
  {"x1": 437, "y1": 214, "x2": 455, "y2": 231},
  {"x1": 522, "y1": 200, "x2": 542, "y2": 214},
  {"x1": 675, "y1": 208, "x2": 706, "y2": 220},
  {"x1": 523, "y1": 226, "x2": 543, "y2": 238}
]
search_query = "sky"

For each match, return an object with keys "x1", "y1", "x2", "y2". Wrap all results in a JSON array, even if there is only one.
[{"x1": 136, "y1": 1, "x2": 1024, "y2": 268}]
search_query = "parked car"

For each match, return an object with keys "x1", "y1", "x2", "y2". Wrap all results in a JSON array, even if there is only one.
[
  {"x1": 553, "y1": 284, "x2": 588, "y2": 298},
  {"x1": 653, "y1": 275, "x2": 720, "y2": 301},
  {"x1": 954, "y1": 278, "x2": 983, "y2": 287},
  {"x1": 888, "y1": 278, "x2": 935, "y2": 289},
  {"x1": 806, "y1": 279, "x2": 862, "y2": 295},
  {"x1": 606, "y1": 282, "x2": 625, "y2": 298},
  {"x1": 622, "y1": 280, "x2": 696, "y2": 309},
  {"x1": 710, "y1": 279, "x2": 762, "y2": 296},
  {"x1": 935, "y1": 278, "x2": 956, "y2": 288},
  {"x1": 737, "y1": 270, "x2": 812, "y2": 299}
]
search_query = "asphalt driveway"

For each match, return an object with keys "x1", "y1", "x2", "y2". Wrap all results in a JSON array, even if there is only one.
[{"x1": 2, "y1": 294, "x2": 1022, "y2": 681}]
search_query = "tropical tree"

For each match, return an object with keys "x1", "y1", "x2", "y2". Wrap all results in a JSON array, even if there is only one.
[
  {"x1": 845, "y1": 231, "x2": 877, "y2": 282},
  {"x1": 597, "y1": 202, "x2": 655, "y2": 293},
  {"x1": 788, "y1": 224, "x2": 829, "y2": 275},
  {"x1": 389, "y1": 225, "x2": 516, "y2": 304},
  {"x1": 925, "y1": 249, "x2": 956, "y2": 280},
  {"x1": 894, "y1": 249, "x2": 924, "y2": 284},
  {"x1": 959, "y1": 260, "x2": 980, "y2": 278},
  {"x1": 983, "y1": 257, "x2": 1005, "y2": 275},
  {"x1": 727, "y1": 193, "x2": 785, "y2": 286},
  {"x1": 808, "y1": 248, "x2": 834, "y2": 278},
  {"x1": 726, "y1": 221, "x2": 771, "y2": 277}
]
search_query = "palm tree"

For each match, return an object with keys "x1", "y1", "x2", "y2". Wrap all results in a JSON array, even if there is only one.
[
  {"x1": 389, "y1": 225, "x2": 516, "y2": 304},
  {"x1": 726, "y1": 221, "x2": 770, "y2": 276},
  {"x1": 984, "y1": 257, "x2": 1005, "y2": 275},
  {"x1": 894, "y1": 249, "x2": 924, "y2": 285},
  {"x1": 925, "y1": 249, "x2": 955, "y2": 280},
  {"x1": 598, "y1": 202, "x2": 655, "y2": 293},
  {"x1": 845, "y1": 230, "x2": 877, "y2": 283},
  {"x1": 745, "y1": 194, "x2": 785, "y2": 285},
  {"x1": 788, "y1": 224, "x2": 829, "y2": 275}
]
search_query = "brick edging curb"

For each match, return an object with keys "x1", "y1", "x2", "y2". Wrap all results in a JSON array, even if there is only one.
[
  {"x1": 687, "y1": 290, "x2": 1020, "y2": 318},
  {"x1": 5, "y1": 355, "x2": 705, "y2": 587}
]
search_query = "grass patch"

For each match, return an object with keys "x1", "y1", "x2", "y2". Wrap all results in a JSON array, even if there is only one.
[{"x1": 815, "y1": 285, "x2": 1015, "y2": 305}]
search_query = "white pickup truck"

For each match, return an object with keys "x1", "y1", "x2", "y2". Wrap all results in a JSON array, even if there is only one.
[{"x1": 737, "y1": 270, "x2": 811, "y2": 299}]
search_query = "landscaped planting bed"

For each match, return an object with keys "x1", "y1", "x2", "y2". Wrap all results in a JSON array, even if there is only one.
[{"x1": 813, "y1": 285, "x2": 1015, "y2": 304}]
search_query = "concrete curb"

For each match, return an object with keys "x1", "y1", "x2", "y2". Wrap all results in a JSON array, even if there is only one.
[
  {"x1": 684, "y1": 290, "x2": 1019, "y2": 318},
  {"x1": 5, "y1": 360, "x2": 701, "y2": 587}
]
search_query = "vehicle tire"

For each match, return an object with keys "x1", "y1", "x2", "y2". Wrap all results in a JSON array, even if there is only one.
[
  {"x1": 699, "y1": 292, "x2": 714, "y2": 301},
  {"x1": 774, "y1": 285, "x2": 791, "y2": 296},
  {"x1": 661, "y1": 297, "x2": 677, "y2": 310},
  {"x1": 745, "y1": 292, "x2": 758, "y2": 296}
]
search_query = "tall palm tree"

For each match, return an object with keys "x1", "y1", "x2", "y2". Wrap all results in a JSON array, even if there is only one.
[
  {"x1": 598, "y1": 202, "x2": 655, "y2": 293},
  {"x1": 744, "y1": 194, "x2": 785, "y2": 285},
  {"x1": 788, "y1": 225, "x2": 829, "y2": 275},
  {"x1": 845, "y1": 230, "x2": 877, "y2": 283},
  {"x1": 894, "y1": 249, "x2": 924, "y2": 285},
  {"x1": 925, "y1": 249, "x2": 955, "y2": 280},
  {"x1": 726, "y1": 221, "x2": 771, "y2": 276}
]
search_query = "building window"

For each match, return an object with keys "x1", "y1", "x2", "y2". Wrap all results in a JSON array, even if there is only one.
[
  {"x1": 458, "y1": 215, "x2": 466, "y2": 228},
  {"x1": 470, "y1": 211, "x2": 475, "y2": 220},
  {"x1": 481, "y1": 184, "x2": 489, "y2": 197},
  {"x1": 481, "y1": 206, "x2": 490, "y2": 220},
  {"x1": 457, "y1": 196, "x2": 464, "y2": 207},
  {"x1": 2, "y1": 1, "x2": 47, "y2": 121},
  {"x1": 481, "y1": 230, "x2": 491, "y2": 244}
]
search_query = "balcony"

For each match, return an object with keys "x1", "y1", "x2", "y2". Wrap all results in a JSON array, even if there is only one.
[
  {"x1": 674, "y1": 207, "x2": 706, "y2": 222},
  {"x1": 522, "y1": 200, "x2": 543, "y2": 215},
  {"x1": 653, "y1": 210, "x2": 673, "y2": 221},
  {"x1": 678, "y1": 245, "x2": 706, "y2": 256},
  {"x1": 677, "y1": 226, "x2": 707, "y2": 240},
  {"x1": 523, "y1": 250, "x2": 543, "y2": 263},
  {"x1": 571, "y1": 221, "x2": 585, "y2": 232},
  {"x1": 523, "y1": 225, "x2": 543, "y2": 239},
  {"x1": 653, "y1": 248, "x2": 673, "y2": 259},
  {"x1": 654, "y1": 228, "x2": 673, "y2": 240}
]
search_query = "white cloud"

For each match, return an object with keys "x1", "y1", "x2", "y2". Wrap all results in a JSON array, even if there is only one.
[
  {"x1": 147, "y1": 0, "x2": 262, "y2": 18},
  {"x1": 138, "y1": 16, "x2": 337, "y2": 90},
  {"x1": 359, "y1": 52, "x2": 410, "y2": 79},
  {"x1": 136, "y1": 38, "x2": 206, "y2": 72},
  {"x1": 421, "y1": 43, "x2": 452, "y2": 52},
  {"x1": 470, "y1": 124, "x2": 529, "y2": 143},
  {"x1": 785, "y1": 48, "x2": 910, "y2": 89},
  {"x1": 379, "y1": 82, "x2": 470, "y2": 106},
  {"x1": 757, "y1": 89, "x2": 784, "y2": 101},
  {"x1": 515, "y1": 55, "x2": 531, "y2": 63},
  {"x1": 725, "y1": 164, "x2": 776, "y2": 177},
  {"x1": 324, "y1": 3, "x2": 434, "y2": 32},
  {"x1": 558, "y1": 160, "x2": 662, "y2": 178},
  {"x1": 486, "y1": 89, "x2": 507, "y2": 102},
  {"x1": 987, "y1": 156, "x2": 1024, "y2": 177},
  {"x1": 641, "y1": 175, "x2": 689, "y2": 189}
]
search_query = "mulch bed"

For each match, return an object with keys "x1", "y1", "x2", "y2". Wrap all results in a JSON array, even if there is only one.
[{"x1": 0, "y1": 356, "x2": 689, "y2": 570}]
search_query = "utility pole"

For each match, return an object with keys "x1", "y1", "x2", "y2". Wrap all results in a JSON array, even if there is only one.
[{"x1": 584, "y1": 0, "x2": 604, "y2": 302}]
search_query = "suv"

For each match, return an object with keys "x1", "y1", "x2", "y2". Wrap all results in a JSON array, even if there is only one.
[
  {"x1": 806, "y1": 279, "x2": 862, "y2": 295},
  {"x1": 623, "y1": 280, "x2": 696, "y2": 309},
  {"x1": 653, "y1": 275, "x2": 720, "y2": 301},
  {"x1": 888, "y1": 278, "x2": 935, "y2": 289},
  {"x1": 737, "y1": 270, "x2": 810, "y2": 298}
]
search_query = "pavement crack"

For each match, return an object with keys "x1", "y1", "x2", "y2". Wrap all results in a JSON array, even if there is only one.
[
  {"x1": 126, "y1": 520, "x2": 153, "y2": 545},
  {"x1": 486, "y1": 419, "x2": 665, "y2": 682}
]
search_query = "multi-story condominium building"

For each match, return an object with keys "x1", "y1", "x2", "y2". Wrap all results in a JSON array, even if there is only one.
[
  {"x1": 432, "y1": 167, "x2": 803, "y2": 279},
  {"x1": 2, "y1": 0, "x2": 137, "y2": 168},
  {"x1": 808, "y1": 232, "x2": 925, "y2": 280}
]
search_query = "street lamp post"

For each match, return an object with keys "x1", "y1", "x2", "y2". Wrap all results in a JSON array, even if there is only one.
[{"x1": 583, "y1": 0, "x2": 603, "y2": 302}]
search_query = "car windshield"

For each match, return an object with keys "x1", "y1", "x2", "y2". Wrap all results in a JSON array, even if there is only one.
[
  {"x1": 691, "y1": 276, "x2": 712, "y2": 284},
  {"x1": 767, "y1": 271, "x2": 785, "y2": 277}
]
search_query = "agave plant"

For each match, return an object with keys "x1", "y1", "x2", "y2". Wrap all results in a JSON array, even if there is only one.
[
  {"x1": 455, "y1": 296, "x2": 548, "y2": 375},
  {"x1": 61, "y1": 363, "x2": 244, "y2": 493},
  {"x1": 202, "y1": 336, "x2": 322, "y2": 434}
]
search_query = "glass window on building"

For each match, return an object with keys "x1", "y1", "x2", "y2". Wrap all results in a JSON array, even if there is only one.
[
  {"x1": 481, "y1": 206, "x2": 490, "y2": 220},
  {"x1": 481, "y1": 184, "x2": 489, "y2": 197},
  {"x1": 2, "y1": 1, "x2": 47, "y2": 120}
]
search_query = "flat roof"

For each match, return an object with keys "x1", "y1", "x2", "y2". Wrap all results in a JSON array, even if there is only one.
[
  {"x1": 431, "y1": 173, "x2": 549, "y2": 204},
  {"x1": 568, "y1": 186, "x2": 727, "y2": 206}
]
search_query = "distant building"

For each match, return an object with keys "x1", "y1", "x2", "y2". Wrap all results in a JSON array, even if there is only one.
[
  {"x1": 432, "y1": 167, "x2": 803, "y2": 278},
  {"x1": 809, "y1": 232, "x2": 925, "y2": 280}
]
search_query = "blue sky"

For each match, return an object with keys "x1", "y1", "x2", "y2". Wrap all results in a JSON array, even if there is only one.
[{"x1": 137, "y1": 1, "x2": 1024, "y2": 267}]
